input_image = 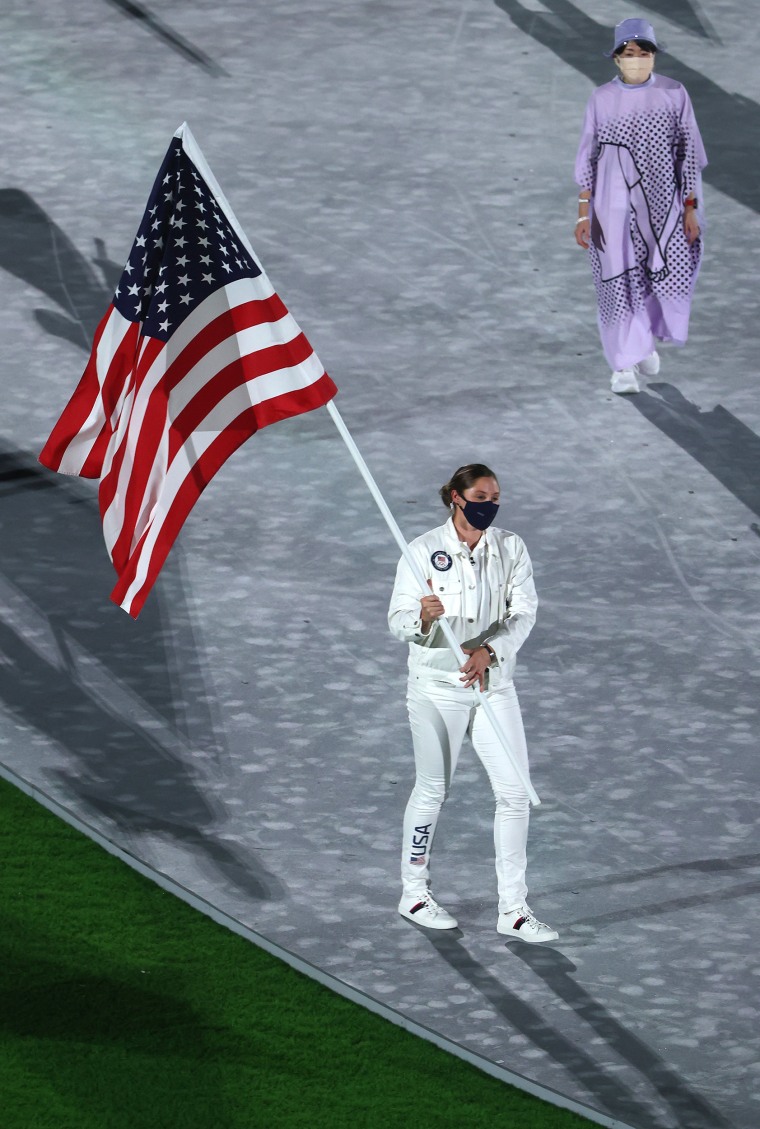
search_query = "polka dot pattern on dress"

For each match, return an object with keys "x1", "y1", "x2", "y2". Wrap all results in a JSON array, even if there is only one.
[{"x1": 584, "y1": 100, "x2": 703, "y2": 328}]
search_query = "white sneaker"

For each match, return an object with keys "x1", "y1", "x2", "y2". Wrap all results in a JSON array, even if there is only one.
[
  {"x1": 398, "y1": 891, "x2": 458, "y2": 930},
  {"x1": 610, "y1": 368, "x2": 640, "y2": 394},
  {"x1": 636, "y1": 350, "x2": 660, "y2": 377},
  {"x1": 498, "y1": 903, "x2": 559, "y2": 943}
]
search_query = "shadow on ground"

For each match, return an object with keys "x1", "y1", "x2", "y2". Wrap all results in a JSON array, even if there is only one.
[
  {"x1": 427, "y1": 932, "x2": 732, "y2": 1129},
  {"x1": 0, "y1": 442, "x2": 283, "y2": 903}
]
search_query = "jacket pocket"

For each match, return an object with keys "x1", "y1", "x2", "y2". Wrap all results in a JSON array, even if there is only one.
[{"x1": 431, "y1": 574, "x2": 462, "y2": 617}]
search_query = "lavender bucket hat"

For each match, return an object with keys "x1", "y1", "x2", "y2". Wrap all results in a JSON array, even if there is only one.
[{"x1": 603, "y1": 17, "x2": 666, "y2": 57}]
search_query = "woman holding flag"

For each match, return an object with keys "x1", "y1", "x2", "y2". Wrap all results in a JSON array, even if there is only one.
[{"x1": 388, "y1": 464, "x2": 558, "y2": 942}]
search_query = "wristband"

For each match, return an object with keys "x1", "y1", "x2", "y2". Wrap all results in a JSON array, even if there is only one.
[
  {"x1": 575, "y1": 217, "x2": 589, "y2": 226},
  {"x1": 483, "y1": 644, "x2": 496, "y2": 665}
]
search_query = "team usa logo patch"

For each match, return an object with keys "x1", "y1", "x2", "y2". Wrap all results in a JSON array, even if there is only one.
[{"x1": 431, "y1": 550, "x2": 452, "y2": 572}]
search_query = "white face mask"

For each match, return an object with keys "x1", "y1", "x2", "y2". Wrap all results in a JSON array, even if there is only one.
[{"x1": 616, "y1": 55, "x2": 654, "y2": 83}]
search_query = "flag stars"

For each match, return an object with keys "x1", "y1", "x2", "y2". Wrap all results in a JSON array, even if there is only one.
[{"x1": 113, "y1": 145, "x2": 264, "y2": 336}]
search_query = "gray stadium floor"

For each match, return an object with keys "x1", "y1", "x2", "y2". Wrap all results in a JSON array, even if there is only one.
[{"x1": 1, "y1": 2, "x2": 759, "y2": 1127}]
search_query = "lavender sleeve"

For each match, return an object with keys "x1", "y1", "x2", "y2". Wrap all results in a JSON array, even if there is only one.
[
  {"x1": 675, "y1": 89, "x2": 708, "y2": 198},
  {"x1": 574, "y1": 95, "x2": 598, "y2": 191}
]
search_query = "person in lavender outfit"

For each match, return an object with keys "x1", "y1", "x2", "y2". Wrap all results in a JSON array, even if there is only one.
[{"x1": 574, "y1": 18, "x2": 707, "y2": 394}]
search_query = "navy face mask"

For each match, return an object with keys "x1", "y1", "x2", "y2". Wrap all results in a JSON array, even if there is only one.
[{"x1": 459, "y1": 498, "x2": 499, "y2": 530}]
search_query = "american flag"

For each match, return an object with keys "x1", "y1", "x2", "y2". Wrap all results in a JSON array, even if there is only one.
[{"x1": 40, "y1": 123, "x2": 337, "y2": 618}]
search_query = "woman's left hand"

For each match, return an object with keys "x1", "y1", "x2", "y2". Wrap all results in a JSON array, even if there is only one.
[
  {"x1": 683, "y1": 209, "x2": 700, "y2": 245},
  {"x1": 574, "y1": 217, "x2": 590, "y2": 248},
  {"x1": 459, "y1": 646, "x2": 491, "y2": 690}
]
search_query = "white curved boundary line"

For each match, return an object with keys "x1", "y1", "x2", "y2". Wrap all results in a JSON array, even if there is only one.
[{"x1": 0, "y1": 762, "x2": 633, "y2": 1129}]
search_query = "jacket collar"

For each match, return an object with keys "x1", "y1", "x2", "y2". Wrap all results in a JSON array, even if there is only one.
[{"x1": 442, "y1": 515, "x2": 494, "y2": 555}]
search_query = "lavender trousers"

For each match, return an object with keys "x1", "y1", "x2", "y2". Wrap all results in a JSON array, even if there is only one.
[{"x1": 401, "y1": 676, "x2": 531, "y2": 913}]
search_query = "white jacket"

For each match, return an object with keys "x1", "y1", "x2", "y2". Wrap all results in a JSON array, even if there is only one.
[{"x1": 388, "y1": 517, "x2": 538, "y2": 687}]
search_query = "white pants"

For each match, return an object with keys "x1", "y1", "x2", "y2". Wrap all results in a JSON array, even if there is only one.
[{"x1": 401, "y1": 676, "x2": 531, "y2": 913}]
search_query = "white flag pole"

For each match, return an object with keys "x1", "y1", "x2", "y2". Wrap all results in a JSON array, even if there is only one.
[{"x1": 325, "y1": 400, "x2": 541, "y2": 807}]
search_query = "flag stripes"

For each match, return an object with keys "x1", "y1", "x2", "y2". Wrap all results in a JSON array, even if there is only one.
[{"x1": 39, "y1": 123, "x2": 336, "y2": 616}]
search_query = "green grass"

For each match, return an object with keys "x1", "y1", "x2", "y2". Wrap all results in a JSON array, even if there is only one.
[{"x1": 0, "y1": 775, "x2": 597, "y2": 1128}]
